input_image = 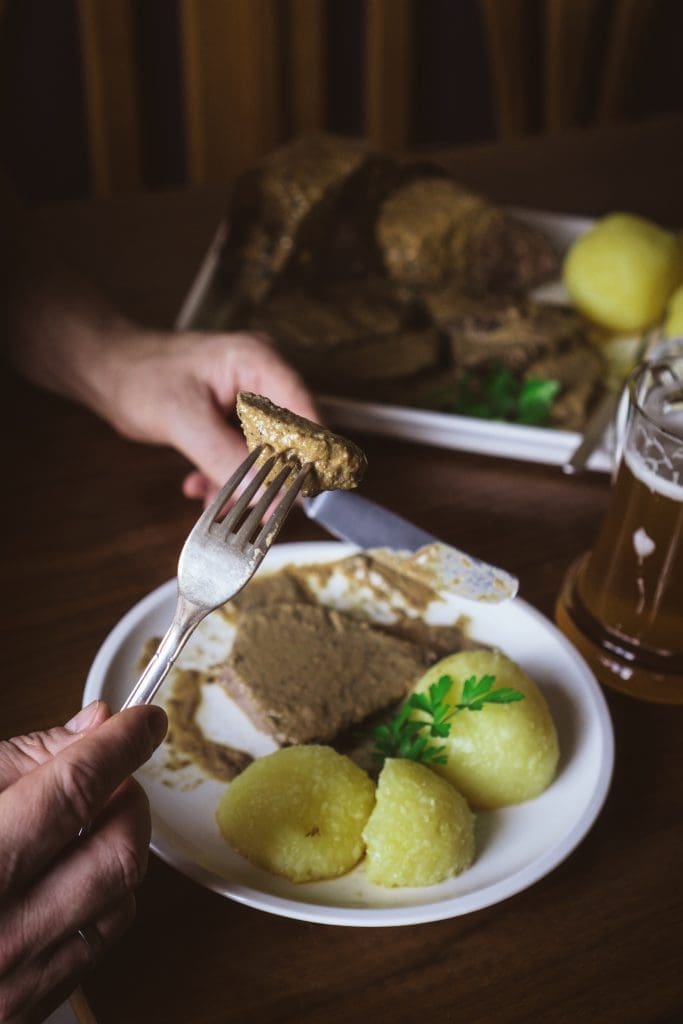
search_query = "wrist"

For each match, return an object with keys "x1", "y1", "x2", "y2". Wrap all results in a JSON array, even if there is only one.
[
  {"x1": 6, "y1": 263, "x2": 148, "y2": 420},
  {"x1": 86, "y1": 327, "x2": 170, "y2": 437}
]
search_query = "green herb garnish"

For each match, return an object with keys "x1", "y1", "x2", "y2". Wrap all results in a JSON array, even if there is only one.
[
  {"x1": 517, "y1": 378, "x2": 562, "y2": 425},
  {"x1": 371, "y1": 673, "x2": 525, "y2": 766},
  {"x1": 371, "y1": 704, "x2": 449, "y2": 766},
  {"x1": 430, "y1": 365, "x2": 561, "y2": 426}
]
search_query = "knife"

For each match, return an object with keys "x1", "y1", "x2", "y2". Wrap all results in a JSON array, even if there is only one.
[{"x1": 302, "y1": 491, "x2": 518, "y2": 604}]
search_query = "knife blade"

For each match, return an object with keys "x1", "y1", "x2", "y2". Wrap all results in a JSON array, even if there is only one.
[{"x1": 302, "y1": 491, "x2": 518, "y2": 604}]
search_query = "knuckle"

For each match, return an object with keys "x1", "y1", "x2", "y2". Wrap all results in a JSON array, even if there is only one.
[
  {"x1": 111, "y1": 894, "x2": 137, "y2": 939},
  {"x1": 93, "y1": 895, "x2": 137, "y2": 951},
  {"x1": 0, "y1": 731, "x2": 53, "y2": 781},
  {"x1": 57, "y1": 756, "x2": 102, "y2": 824},
  {"x1": 7, "y1": 731, "x2": 50, "y2": 760},
  {"x1": 117, "y1": 715, "x2": 156, "y2": 774},
  {"x1": 111, "y1": 836, "x2": 147, "y2": 893}
]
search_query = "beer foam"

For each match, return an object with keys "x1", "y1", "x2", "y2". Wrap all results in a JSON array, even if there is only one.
[{"x1": 625, "y1": 448, "x2": 683, "y2": 503}]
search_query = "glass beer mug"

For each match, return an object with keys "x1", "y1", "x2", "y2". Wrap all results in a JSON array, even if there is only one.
[{"x1": 556, "y1": 339, "x2": 683, "y2": 703}]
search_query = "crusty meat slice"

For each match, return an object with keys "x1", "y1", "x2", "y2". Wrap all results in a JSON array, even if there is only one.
[
  {"x1": 442, "y1": 300, "x2": 604, "y2": 429},
  {"x1": 219, "y1": 134, "x2": 396, "y2": 303},
  {"x1": 376, "y1": 177, "x2": 559, "y2": 296},
  {"x1": 243, "y1": 281, "x2": 443, "y2": 387},
  {"x1": 445, "y1": 301, "x2": 588, "y2": 372},
  {"x1": 213, "y1": 603, "x2": 429, "y2": 745},
  {"x1": 236, "y1": 391, "x2": 366, "y2": 497},
  {"x1": 530, "y1": 344, "x2": 604, "y2": 431}
]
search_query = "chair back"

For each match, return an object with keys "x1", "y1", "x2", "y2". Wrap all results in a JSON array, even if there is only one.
[
  {"x1": 481, "y1": 0, "x2": 659, "y2": 137},
  {"x1": 77, "y1": 0, "x2": 415, "y2": 196},
  {"x1": 24, "y1": 0, "x2": 664, "y2": 197}
]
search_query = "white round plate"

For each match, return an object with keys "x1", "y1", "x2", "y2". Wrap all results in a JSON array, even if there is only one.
[{"x1": 84, "y1": 541, "x2": 614, "y2": 927}]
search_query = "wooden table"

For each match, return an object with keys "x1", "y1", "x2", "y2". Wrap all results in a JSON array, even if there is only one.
[{"x1": 3, "y1": 118, "x2": 683, "y2": 1024}]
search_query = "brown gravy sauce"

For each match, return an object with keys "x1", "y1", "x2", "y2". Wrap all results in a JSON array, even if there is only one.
[{"x1": 165, "y1": 669, "x2": 253, "y2": 783}]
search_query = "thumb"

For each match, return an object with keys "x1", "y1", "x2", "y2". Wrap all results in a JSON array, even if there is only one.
[
  {"x1": 0, "y1": 705, "x2": 167, "y2": 900},
  {"x1": 0, "y1": 701, "x2": 111, "y2": 790}
]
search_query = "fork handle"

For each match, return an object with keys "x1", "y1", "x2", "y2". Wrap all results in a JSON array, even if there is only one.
[
  {"x1": 121, "y1": 593, "x2": 208, "y2": 709},
  {"x1": 562, "y1": 389, "x2": 621, "y2": 475}
]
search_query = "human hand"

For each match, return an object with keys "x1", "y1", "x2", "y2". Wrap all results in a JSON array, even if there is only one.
[
  {"x1": 5, "y1": 262, "x2": 318, "y2": 501},
  {"x1": 0, "y1": 700, "x2": 167, "y2": 1022},
  {"x1": 94, "y1": 328, "x2": 319, "y2": 503}
]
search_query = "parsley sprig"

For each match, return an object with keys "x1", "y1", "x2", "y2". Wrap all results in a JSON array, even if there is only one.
[
  {"x1": 455, "y1": 673, "x2": 527, "y2": 710},
  {"x1": 430, "y1": 365, "x2": 561, "y2": 426},
  {"x1": 372, "y1": 673, "x2": 525, "y2": 766}
]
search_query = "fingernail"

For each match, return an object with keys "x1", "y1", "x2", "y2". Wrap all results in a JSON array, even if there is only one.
[
  {"x1": 147, "y1": 705, "x2": 168, "y2": 747},
  {"x1": 65, "y1": 701, "x2": 102, "y2": 733}
]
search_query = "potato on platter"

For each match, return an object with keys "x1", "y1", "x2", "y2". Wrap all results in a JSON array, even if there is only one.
[
  {"x1": 563, "y1": 213, "x2": 679, "y2": 332},
  {"x1": 362, "y1": 759, "x2": 475, "y2": 887},
  {"x1": 216, "y1": 745, "x2": 375, "y2": 883},
  {"x1": 412, "y1": 650, "x2": 559, "y2": 809}
]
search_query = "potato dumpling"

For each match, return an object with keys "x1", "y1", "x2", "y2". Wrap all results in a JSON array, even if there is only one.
[
  {"x1": 563, "y1": 213, "x2": 679, "y2": 332},
  {"x1": 216, "y1": 745, "x2": 375, "y2": 883},
  {"x1": 413, "y1": 650, "x2": 559, "y2": 809},
  {"x1": 362, "y1": 759, "x2": 475, "y2": 887}
]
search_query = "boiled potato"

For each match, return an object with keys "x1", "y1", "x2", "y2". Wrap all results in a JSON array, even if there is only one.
[
  {"x1": 216, "y1": 745, "x2": 375, "y2": 882},
  {"x1": 664, "y1": 284, "x2": 683, "y2": 337},
  {"x1": 412, "y1": 650, "x2": 559, "y2": 809},
  {"x1": 563, "y1": 213, "x2": 679, "y2": 332},
  {"x1": 362, "y1": 759, "x2": 475, "y2": 887}
]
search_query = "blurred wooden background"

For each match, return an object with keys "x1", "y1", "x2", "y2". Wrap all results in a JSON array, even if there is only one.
[{"x1": 1, "y1": 0, "x2": 682, "y2": 202}]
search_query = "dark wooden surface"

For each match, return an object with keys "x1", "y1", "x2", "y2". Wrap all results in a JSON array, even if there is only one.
[{"x1": 2, "y1": 118, "x2": 683, "y2": 1024}]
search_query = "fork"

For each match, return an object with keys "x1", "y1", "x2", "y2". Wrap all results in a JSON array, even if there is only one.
[{"x1": 121, "y1": 446, "x2": 310, "y2": 709}]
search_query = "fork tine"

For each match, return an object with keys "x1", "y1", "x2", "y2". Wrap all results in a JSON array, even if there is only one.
[
  {"x1": 217, "y1": 453, "x2": 279, "y2": 534},
  {"x1": 252, "y1": 464, "x2": 311, "y2": 552},
  {"x1": 194, "y1": 446, "x2": 264, "y2": 533},
  {"x1": 232, "y1": 462, "x2": 295, "y2": 545}
]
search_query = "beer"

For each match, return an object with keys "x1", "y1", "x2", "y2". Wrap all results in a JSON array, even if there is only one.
[
  {"x1": 575, "y1": 450, "x2": 683, "y2": 664},
  {"x1": 556, "y1": 345, "x2": 683, "y2": 702}
]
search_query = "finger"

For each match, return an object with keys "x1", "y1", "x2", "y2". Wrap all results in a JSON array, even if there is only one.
[
  {"x1": 0, "y1": 705, "x2": 166, "y2": 900},
  {"x1": 182, "y1": 469, "x2": 210, "y2": 501},
  {"x1": 0, "y1": 895, "x2": 135, "y2": 1023},
  {"x1": 173, "y1": 405, "x2": 250, "y2": 493},
  {"x1": 182, "y1": 472, "x2": 222, "y2": 511},
  {"x1": 0, "y1": 701, "x2": 111, "y2": 791},
  {"x1": 171, "y1": 333, "x2": 320, "y2": 489},
  {"x1": 224, "y1": 333, "x2": 320, "y2": 423},
  {"x1": 0, "y1": 779, "x2": 150, "y2": 970}
]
